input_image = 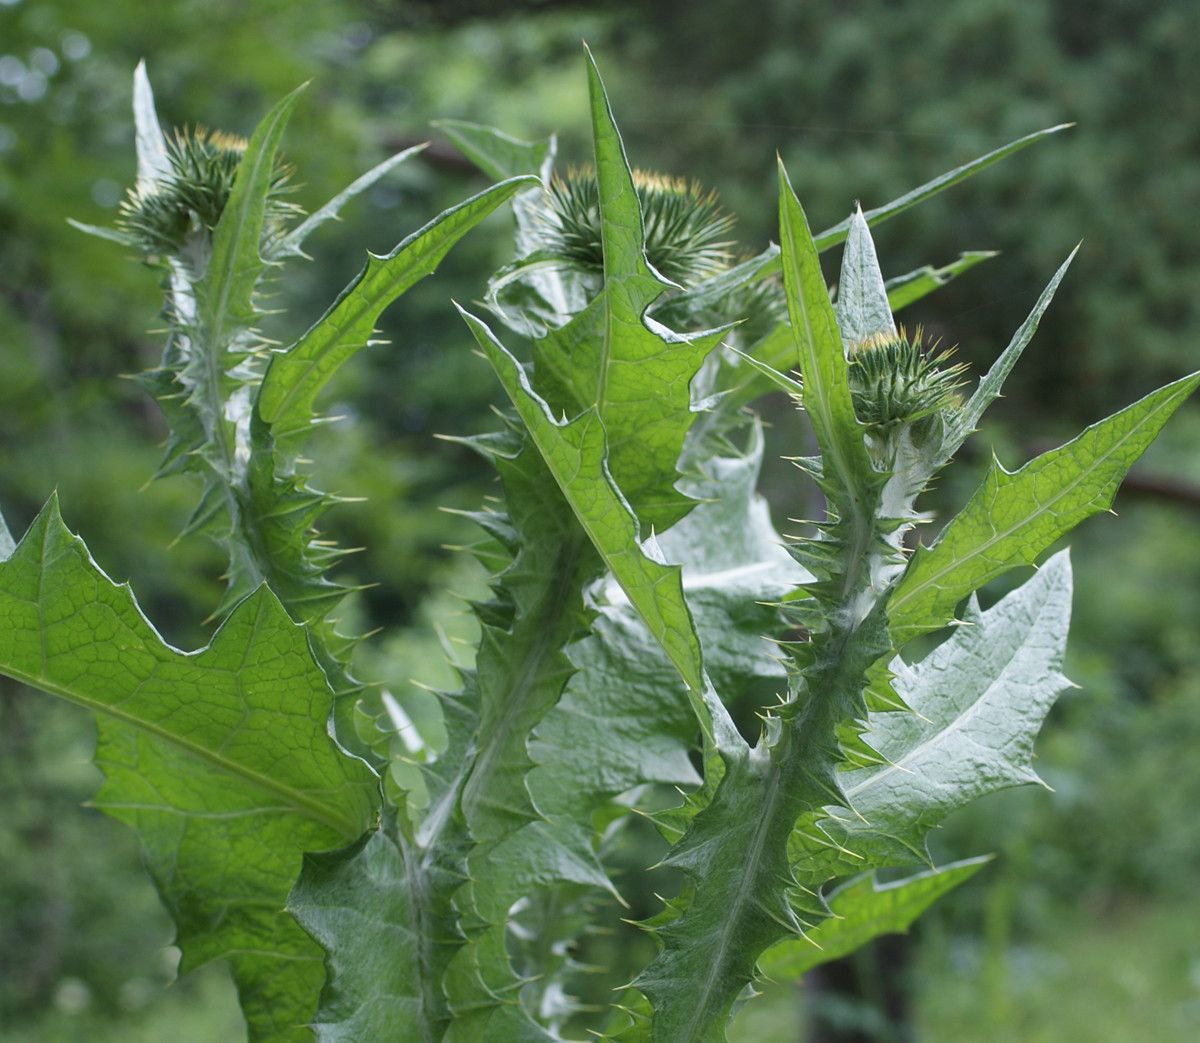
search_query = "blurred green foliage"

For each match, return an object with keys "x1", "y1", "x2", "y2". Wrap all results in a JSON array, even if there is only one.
[{"x1": 1, "y1": 0, "x2": 1198, "y2": 1039}]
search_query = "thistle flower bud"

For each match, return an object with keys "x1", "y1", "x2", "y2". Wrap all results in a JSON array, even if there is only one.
[
  {"x1": 534, "y1": 167, "x2": 736, "y2": 287},
  {"x1": 846, "y1": 326, "x2": 967, "y2": 431},
  {"x1": 115, "y1": 125, "x2": 300, "y2": 264}
]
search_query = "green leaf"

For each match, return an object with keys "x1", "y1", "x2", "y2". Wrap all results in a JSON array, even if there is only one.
[
  {"x1": 240, "y1": 413, "x2": 350, "y2": 626},
  {"x1": 257, "y1": 175, "x2": 537, "y2": 447},
  {"x1": 433, "y1": 119, "x2": 553, "y2": 180},
  {"x1": 777, "y1": 159, "x2": 876, "y2": 512},
  {"x1": 811, "y1": 124, "x2": 1073, "y2": 251},
  {"x1": 435, "y1": 119, "x2": 584, "y2": 336},
  {"x1": 835, "y1": 206, "x2": 896, "y2": 346},
  {"x1": 0, "y1": 498, "x2": 377, "y2": 1042},
  {"x1": 633, "y1": 605, "x2": 893, "y2": 1043},
  {"x1": 289, "y1": 828, "x2": 459, "y2": 1043},
  {"x1": 758, "y1": 858, "x2": 990, "y2": 979},
  {"x1": 460, "y1": 305, "x2": 741, "y2": 755},
  {"x1": 198, "y1": 84, "x2": 306, "y2": 344},
  {"x1": 883, "y1": 250, "x2": 997, "y2": 311},
  {"x1": 294, "y1": 439, "x2": 610, "y2": 1042},
  {"x1": 792, "y1": 553, "x2": 1073, "y2": 883},
  {"x1": 940, "y1": 246, "x2": 1080, "y2": 462},
  {"x1": 446, "y1": 426, "x2": 797, "y2": 1036},
  {"x1": 671, "y1": 122, "x2": 1066, "y2": 312},
  {"x1": 525, "y1": 49, "x2": 725, "y2": 531},
  {"x1": 273, "y1": 144, "x2": 429, "y2": 259},
  {"x1": 890, "y1": 371, "x2": 1200, "y2": 643}
]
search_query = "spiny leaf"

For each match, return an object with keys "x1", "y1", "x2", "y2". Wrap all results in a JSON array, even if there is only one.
[
  {"x1": 757, "y1": 857, "x2": 990, "y2": 980},
  {"x1": 777, "y1": 164, "x2": 876, "y2": 515},
  {"x1": 242, "y1": 412, "x2": 349, "y2": 625},
  {"x1": 294, "y1": 440, "x2": 607, "y2": 1042},
  {"x1": 792, "y1": 553, "x2": 1074, "y2": 883},
  {"x1": 633, "y1": 603, "x2": 893, "y2": 1043},
  {"x1": 470, "y1": 427, "x2": 795, "y2": 1031},
  {"x1": 442, "y1": 445, "x2": 608, "y2": 1041},
  {"x1": 460, "y1": 305, "x2": 741, "y2": 755},
  {"x1": 0, "y1": 498, "x2": 377, "y2": 1043},
  {"x1": 526, "y1": 48, "x2": 725, "y2": 532},
  {"x1": 257, "y1": 175, "x2": 537, "y2": 448},
  {"x1": 890, "y1": 371, "x2": 1200, "y2": 643},
  {"x1": 198, "y1": 83, "x2": 306, "y2": 343}
]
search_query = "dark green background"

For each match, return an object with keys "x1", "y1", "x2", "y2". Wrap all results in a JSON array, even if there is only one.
[{"x1": 2, "y1": 1, "x2": 1198, "y2": 1039}]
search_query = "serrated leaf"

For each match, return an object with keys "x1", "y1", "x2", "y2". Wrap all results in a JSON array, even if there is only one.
[
  {"x1": 791, "y1": 554, "x2": 1074, "y2": 883},
  {"x1": 460, "y1": 305, "x2": 741, "y2": 755},
  {"x1": 198, "y1": 84, "x2": 306, "y2": 346},
  {"x1": 835, "y1": 206, "x2": 896, "y2": 346},
  {"x1": 257, "y1": 175, "x2": 537, "y2": 447},
  {"x1": 483, "y1": 428, "x2": 797, "y2": 1032},
  {"x1": 890, "y1": 372, "x2": 1200, "y2": 643},
  {"x1": 633, "y1": 603, "x2": 893, "y2": 1043},
  {"x1": 525, "y1": 50, "x2": 726, "y2": 532},
  {"x1": 0, "y1": 498, "x2": 377, "y2": 1042},
  {"x1": 758, "y1": 857, "x2": 989, "y2": 980},
  {"x1": 778, "y1": 163, "x2": 877, "y2": 515},
  {"x1": 294, "y1": 439, "x2": 607, "y2": 1042}
]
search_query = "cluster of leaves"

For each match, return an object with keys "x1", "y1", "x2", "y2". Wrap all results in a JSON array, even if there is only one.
[{"x1": 1, "y1": 51, "x2": 1196, "y2": 1043}]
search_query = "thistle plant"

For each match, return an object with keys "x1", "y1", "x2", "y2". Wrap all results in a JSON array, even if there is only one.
[{"x1": 2, "y1": 52, "x2": 1197, "y2": 1043}]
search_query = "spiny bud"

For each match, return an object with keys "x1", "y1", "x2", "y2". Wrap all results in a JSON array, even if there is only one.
[
  {"x1": 534, "y1": 167, "x2": 736, "y2": 287},
  {"x1": 116, "y1": 125, "x2": 300, "y2": 263},
  {"x1": 847, "y1": 326, "x2": 967, "y2": 431}
]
